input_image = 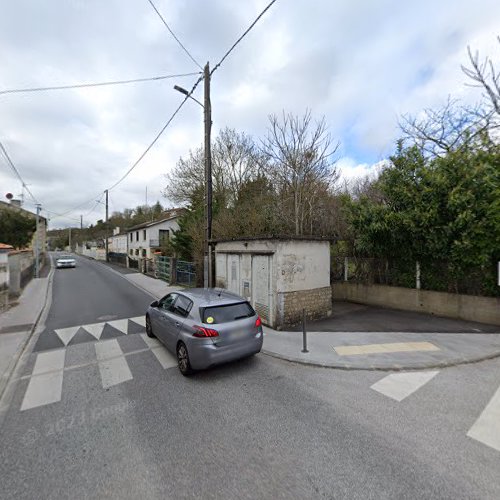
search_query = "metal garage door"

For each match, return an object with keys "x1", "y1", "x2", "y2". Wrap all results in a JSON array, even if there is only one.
[
  {"x1": 227, "y1": 254, "x2": 240, "y2": 295},
  {"x1": 252, "y1": 255, "x2": 271, "y2": 324}
]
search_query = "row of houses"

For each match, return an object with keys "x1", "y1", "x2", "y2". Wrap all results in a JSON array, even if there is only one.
[{"x1": 90, "y1": 209, "x2": 182, "y2": 265}]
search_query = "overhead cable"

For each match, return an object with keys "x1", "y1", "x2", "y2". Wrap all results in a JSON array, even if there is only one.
[
  {"x1": 0, "y1": 140, "x2": 39, "y2": 205},
  {"x1": 106, "y1": 74, "x2": 204, "y2": 192},
  {"x1": 146, "y1": 0, "x2": 203, "y2": 70},
  {"x1": 211, "y1": 0, "x2": 277, "y2": 75},
  {"x1": 0, "y1": 72, "x2": 201, "y2": 96}
]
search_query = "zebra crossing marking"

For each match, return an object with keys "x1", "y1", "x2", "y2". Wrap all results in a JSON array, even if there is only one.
[
  {"x1": 53, "y1": 316, "x2": 146, "y2": 347},
  {"x1": 467, "y1": 384, "x2": 500, "y2": 452},
  {"x1": 370, "y1": 370, "x2": 439, "y2": 402},
  {"x1": 82, "y1": 322, "x2": 105, "y2": 340},
  {"x1": 140, "y1": 334, "x2": 177, "y2": 369},
  {"x1": 95, "y1": 339, "x2": 132, "y2": 389},
  {"x1": 21, "y1": 349, "x2": 66, "y2": 411}
]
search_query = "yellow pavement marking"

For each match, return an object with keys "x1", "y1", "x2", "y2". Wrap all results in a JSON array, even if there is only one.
[{"x1": 333, "y1": 341, "x2": 439, "y2": 356}]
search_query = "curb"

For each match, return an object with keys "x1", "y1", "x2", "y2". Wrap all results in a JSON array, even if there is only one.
[
  {"x1": 0, "y1": 257, "x2": 55, "y2": 403},
  {"x1": 261, "y1": 348, "x2": 500, "y2": 372}
]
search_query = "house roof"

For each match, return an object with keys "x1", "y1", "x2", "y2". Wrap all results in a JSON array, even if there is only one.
[
  {"x1": 0, "y1": 243, "x2": 14, "y2": 250},
  {"x1": 126, "y1": 210, "x2": 182, "y2": 232},
  {"x1": 0, "y1": 200, "x2": 47, "y2": 222}
]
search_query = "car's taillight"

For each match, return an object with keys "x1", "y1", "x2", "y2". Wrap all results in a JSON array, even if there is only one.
[
  {"x1": 255, "y1": 316, "x2": 262, "y2": 327},
  {"x1": 193, "y1": 326, "x2": 219, "y2": 338}
]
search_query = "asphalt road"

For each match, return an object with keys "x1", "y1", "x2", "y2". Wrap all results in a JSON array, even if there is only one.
[
  {"x1": 1, "y1": 256, "x2": 499, "y2": 499},
  {"x1": 33, "y1": 254, "x2": 154, "y2": 351}
]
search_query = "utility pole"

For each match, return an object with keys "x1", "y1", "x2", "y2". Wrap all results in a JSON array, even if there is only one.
[
  {"x1": 34, "y1": 204, "x2": 41, "y2": 278},
  {"x1": 69, "y1": 227, "x2": 72, "y2": 251},
  {"x1": 80, "y1": 215, "x2": 83, "y2": 230},
  {"x1": 204, "y1": 62, "x2": 213, "y2": 288},
  {"x1": 105, "y1": 189, "x2": 109, "y2": 262}
]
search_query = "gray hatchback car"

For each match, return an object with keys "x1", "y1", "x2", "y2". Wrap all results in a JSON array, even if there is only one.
[{"x1": 145, "y1": 288, "x2": 263, "y2": 375}]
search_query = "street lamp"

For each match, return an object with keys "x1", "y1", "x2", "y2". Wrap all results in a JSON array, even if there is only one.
[{"x1": 174, "y1": 63, "x2": 212, "y2": 289}]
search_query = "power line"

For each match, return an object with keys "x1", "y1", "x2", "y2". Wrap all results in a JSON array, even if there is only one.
[
  {"x1": 0, "y1": 72, "x2": 201, "y2": 96},
  {"x1": 211, "y1": 0, "x2": 277, "y2": 75},
  {"x1": 0, "y1": 140, "x2": 40, "y2": 205},
  {"x1": 146, "y1": 0, "x2": 203, "y2": 71},
  {"x1": 107, "y1": 74, "x2": 204, "y2": 192}
]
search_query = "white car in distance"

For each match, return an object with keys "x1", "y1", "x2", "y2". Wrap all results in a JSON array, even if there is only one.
[{"x1": 56, "y1": 255, "x2": 76, "y2": 269}]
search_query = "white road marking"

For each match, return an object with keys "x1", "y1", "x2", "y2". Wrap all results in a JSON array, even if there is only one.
[
  {"x1": 140, "y1": 333, "x2": 162, "y2": 349},
  {"x1": 95, "y1": 339, "x2": 123, "y2": 361},
  {"x1": 140, "y1": 335, "x2": 176, "y2": 369},
  {"x1": 95, "y1": 339, "x2": 133, "y2": 388},
  {"x1": 82, "y1": 322, "x2": 105, "y2": 340},
  {"x1": 21, "y1": 372, "x2": 64, "y2": 411},
  {"x1": 32, "y1": 349, "x2": 66, "y2": 375},
  {"x1": 151, "y1": 348, "x2": 177, "y2": 369},
  {"x1": 21, "y1": 350, "x2": 66, "y2": 411},
  {"x1": 54, "y1": 326, "x2": 80, "y2": 346},
  {"x1": 107, "y1": 319, "x2": 129, "y2": 334},
  {"x1": 130, "y1": 316, "x2": 146, "y2": 327},
  {"x1": 371, "y1": 371, "x2": 439, "y2": 402},
  {"x1": 467, "y1": 384, "x2": 500, "y2": 452}
]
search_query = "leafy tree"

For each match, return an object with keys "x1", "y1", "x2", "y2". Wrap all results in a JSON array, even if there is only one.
[{"x1": 0, "y1": 208, "x2": 37, "y2": 248}]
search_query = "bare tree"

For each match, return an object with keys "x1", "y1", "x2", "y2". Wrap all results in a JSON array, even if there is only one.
[
  {"x1": 462, "y1": 37, "x2": 500, "y2": 115},
  {"x1": 262, "y1": 110, "x2": 339, "y2": 235},
  {"x1": 399, "y1": 97, "x2": 493, "y2": 157}
]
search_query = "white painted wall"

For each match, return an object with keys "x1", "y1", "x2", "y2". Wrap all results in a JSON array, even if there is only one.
[
  {"x1": 275, "y1": 241, "x2": 330, "y2": 292},
  {"x1": 215, "y1": 239, "x2": 330, "y2": 327},
  {"x1": 127, "y1": 218, "x2": 179, "y2": 259},
  {"x1": 108, "y1": 234, "x2": 127, "y2": 254}
]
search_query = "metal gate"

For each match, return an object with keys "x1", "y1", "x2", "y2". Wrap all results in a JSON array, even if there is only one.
[
  {"x1": 155, "y1": 256, "x2": 171, "y2": 282},
  {"x1": 176, "y1": 260, "x2": 196, "y2": 286}
]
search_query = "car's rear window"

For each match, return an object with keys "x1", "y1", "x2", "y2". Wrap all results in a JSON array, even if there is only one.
[{"x1": 201, "y1": 302, "x2": 255, "y2": 324}]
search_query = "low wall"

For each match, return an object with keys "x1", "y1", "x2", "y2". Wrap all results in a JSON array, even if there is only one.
[
  {"x1": 0, "y1": 253, "x2": 9, "y2": 311},
  {"x1": 77, "y1": 247, "x2": 106, "y2": 261},
  {"x1": 333, "y1": 282, "x2": 500, "y2": 326},
  {"x1": 278, "y1": 286, "x2": 332, "y2": 328},
  {"x1": 8, "y1": 250, "x2": 34, "y2": 297}
]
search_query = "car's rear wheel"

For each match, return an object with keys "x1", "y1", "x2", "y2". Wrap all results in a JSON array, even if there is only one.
[
  {"x1": 177, "y1": 342, "x2": 193, "y2": 376},
  {"x1": 145, "y1": 315, "x2": 155, "y2": 338}
]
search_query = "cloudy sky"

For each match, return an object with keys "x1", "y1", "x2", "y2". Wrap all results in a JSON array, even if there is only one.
[{"x1": 0, "y1": 0, "x2": 499, "y2": 228}]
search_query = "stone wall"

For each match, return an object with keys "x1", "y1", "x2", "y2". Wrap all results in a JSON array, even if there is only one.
[
  {"x1": 8, "y1": 250, "x2": 34, "y2": 297},
  {"x1": 333, "y1": 282, "x2": 500, "y2": 326},
  {"x1": 279, "y1": 286, "x2": 332, "y2": 328}
]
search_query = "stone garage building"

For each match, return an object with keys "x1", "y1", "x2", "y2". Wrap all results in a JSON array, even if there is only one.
[{"x1": 214, "y1": 237, "x2": 332, "y2": 329}]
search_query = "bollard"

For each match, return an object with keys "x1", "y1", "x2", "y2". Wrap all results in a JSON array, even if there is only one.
[{"x1": 301, "y1": 308, "x2": 309, "y2": 353}]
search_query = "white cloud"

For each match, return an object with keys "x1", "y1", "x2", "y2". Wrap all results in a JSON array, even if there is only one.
[{"x1": 0, "y1": 0, "x2": 499, "y2": 228}]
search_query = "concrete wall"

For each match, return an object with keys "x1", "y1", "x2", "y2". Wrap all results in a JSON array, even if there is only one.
[
  {"x1": 108, "y1": 234, "x2": 128, "y2": 254},
  {"x1": 77, "y1": 246, "x2": 106, "y2": 261},
  {"x1": 333, "y1": 282, "x2": 500, "y2": 326},
  {"x1": 275, "y1": 241, "x2": 330, "y2": 292},
  {"x1": 0, "y1": 252, "x2": 9, "y2": 311},
  {"x1": 8, "y1": 250, "x2": 34, "y2": 297},
  {"x1": 215, "y1": 239, "x2": 332, "y2": 329}
]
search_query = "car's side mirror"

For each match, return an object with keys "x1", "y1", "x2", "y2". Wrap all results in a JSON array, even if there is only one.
[{"x1": 150, "y1": 300, "x2": 159, "y2": 308}]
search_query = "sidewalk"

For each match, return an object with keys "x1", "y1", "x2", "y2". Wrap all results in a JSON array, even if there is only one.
[
  {"x1": 0, "y1": 273, "x2": 51, "y2": 399},
  {"x1": 107, "y1": 266, "x2": 500, "y2": 371}
]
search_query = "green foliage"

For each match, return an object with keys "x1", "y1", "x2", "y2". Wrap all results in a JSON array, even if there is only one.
[
  {"x1": 347, "y1": 141, "x2": 500, "y2": 296},
  {"x1": 0, "y1": 208, "x2": 36, "y2": 248}
]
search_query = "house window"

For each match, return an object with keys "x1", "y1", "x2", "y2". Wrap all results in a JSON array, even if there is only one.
[
  {"x1": 129, "y1": 249, "x2": 133, "y2": 256},
  {"x1": 142, "y1": 249, "x2": 147, "y2": 257},
  {"x1": 136, "y1": 231, "x2": 139, "y2": 241},
  {"x1": 135, "y1": 249, "x2": 139, "y2": 256},
  {"x1": 130, "y1": 233, "x2": 132, "y2": 242},
  {"x1": 159, "y1": 229, "x2": 170, "y2": 245},
  {"x1": 143, "y1": 230, "x2": 146, "y2": 241}
]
